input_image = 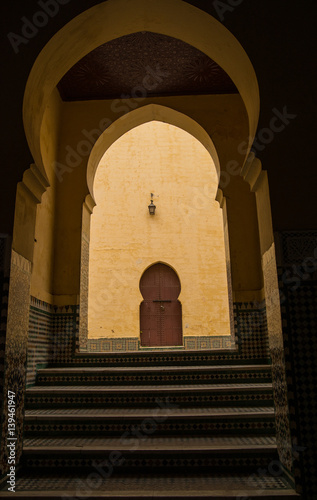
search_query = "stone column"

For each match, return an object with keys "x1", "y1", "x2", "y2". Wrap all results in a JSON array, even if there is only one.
[
  {"x1": 242, "y1": 153, "x2": 293, "y2": 472},
  {"x1": 79, "y1": 195, "x2": 96, "y2": 352},
  {"x1": 0, "y1": 165, "x2": 48, "y2": 476},
  {"x1": 216, "y1": 189, "x2": 235, "y2": 345}
]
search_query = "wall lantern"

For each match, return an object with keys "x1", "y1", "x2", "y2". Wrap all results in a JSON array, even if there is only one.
[{"x1": 148, "y1": 194, "x2": 156, "y2": 215}]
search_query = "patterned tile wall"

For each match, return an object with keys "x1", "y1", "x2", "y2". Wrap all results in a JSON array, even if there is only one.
[
  {"x1": 85, "y1": 335, "x2": 235, "y2": 353},
  {"x1": 26, "y1": 296, "x2": 270, "y2": 390},
  {"x1": 234, "y1": 302, "x2": 269, "y2": 359},
  {"x1": 0, "y1": 235, "x2": 10, "y2": 369},
  {"x1": 84, "y1": 302, "x2": 268, "y2": 356},
  {"x1": 52, "y1": 304, "x2": 79, "y2": 364},
  {"x1": 0, "y1": 251, "x2": 31, "y2": 476},
  {"x1": 27, "y1": 299, "x2": 54, "y2": 386},
  {"x1": 0, "y1": 236, "x2": 10, "y2": 480},
  {"x1": 277, "y1": 230, "x2": 317, "y2": 498},
  {"x1": 262, "y1": 244, "x2": 293, "y2": 473},
  {"x1": 27, "y1": 299, "x2": 270, "y2": 367},
  {"x1": 27, "y1": 298, "x2": 79, "y2": 386},
  {"x1": 0, "y1": 277, "x2": 9, "y2": 395}
]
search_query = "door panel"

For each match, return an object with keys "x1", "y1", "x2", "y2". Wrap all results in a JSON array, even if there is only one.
[
  {"x1": 140, "y1": 301, "x2": 160, "y2": 346},
  {"x1": 160, "y1": 301, "x2": 182, "y2": 346}
]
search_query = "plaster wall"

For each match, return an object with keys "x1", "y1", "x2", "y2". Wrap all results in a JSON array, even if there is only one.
[
  {"x1": 88, "y1": 121, "x2": 231, "y2": 339},
  {"x1": 30, "y1": 90, "x2": 62, "y2": 303},
  {"x1": 53, "y1": 94, "x2": 254, "y2": 298}
]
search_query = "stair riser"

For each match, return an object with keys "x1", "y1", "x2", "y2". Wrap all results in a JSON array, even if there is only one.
[
  {"x1": 25, "y1": 391, "x2": 274, "y2": 409},
  {"x1": 21, "y1": 361, "x2": 280, "y2": 496},
  {"x1": 35, "y1": 372, "x2": 272, "y2": 386},
  {"x1": 24, "y1": 417, "x2": 276, "y2": 437},
  {"x1": 0, "y1": 494, "x2": 300, "y2": 500},
  {"x1": 46, "y1": 357, "x2": 271, "y2": 367},
  {"x1": 22, "y1": 450, "x2": 279, "y2": 472}
]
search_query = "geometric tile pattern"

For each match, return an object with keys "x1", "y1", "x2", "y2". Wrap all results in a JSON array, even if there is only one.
[
  {"x1": 86, "y1": 335, "x2": 235, "y2": 352},
  {"x1": 27, "y1": 299, "x2": 271, "y2": 375},
  {"x1": 0, "y1": 251, "x2": 31, "y2": 476},
  {"x1": 7, "y1": 472, "x2": 290, "y2": 492},
  {"x1": 277, "y1": 229, "x2": 317, "y2": 498},
  {"x1": 25, "y1": 406, "x2": 274, "y2": 416},
  {"x1": 279, "y1": 230, "x2": 317, "y2": 266},
  {"x1": 25, "y1": 386, "x2": 274, "y2": 410},
  {"x1": 23, "y1": 419, "x2": 276, "y2": 436},
  {"x1": 27, "y1": 297, "x2": 79, "y2": 387},
  {"x1": 234, "y1": 302, "x2": 270, "y2": 359},
  {"x1": 23, "y1": 454, "x2": 278, "y2": 470},
  {"x1": 262, "y1": 245, "x2": 293, "y2": 474},
  {"x1": 84, "y1": 304, "x2": 267, "y2": 354},
  {"x1": 57, "y1": 31, "x2": 238, "y2": 102},
  {"x1": 21, "y1": 295, "x2": 295, "y2": 494},
  {"x1": 35, "y1": 368, "x2": 273, "y2": 386},
  {"x1": 27, "y1": 300, "x2": 55, "y2": 387},
  {"x1": 280, "y1": 273, "x2": 317, "y2": 498},
  {"x1": 0, "y1": 274, "x2": 9, "y2": 402},
  {"x1": 51, "y1": 305, "x2": 78, "y2": 364},
  {"x1": 79, "y1": 231, "x2": 89, "y2": 352},
  {"x1": 16, "y1": 281, "x2": 300, "y2": 500},
  {"x1": 0, "y1": 236, "x2": 10, "y2": 481},
  {"x1": 20, "y1": 338, "x2": 285, "y2": 496},
  {"x1": 24, "y1": 435, "x2": 278, "y2": 447}
]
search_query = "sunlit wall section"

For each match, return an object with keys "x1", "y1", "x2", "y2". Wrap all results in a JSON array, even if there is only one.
[{"x1": 88, "y1": 121, "x2": 231, "y2": 339}]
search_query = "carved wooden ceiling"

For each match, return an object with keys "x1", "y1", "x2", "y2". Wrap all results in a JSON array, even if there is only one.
[{"x1": 57, "y1": 31, "x2": 238, "y2": 101}]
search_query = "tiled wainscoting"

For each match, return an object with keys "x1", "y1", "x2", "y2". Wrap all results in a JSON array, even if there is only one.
[
  {"x1": 84, "y1": 302, "x2": 268, "y2": 354},
  {"x1": 26, "y1": 298, "x2": 269, "y2": 381},
  {"x1": 0, "y1": 274, "x2": 9, "y2": 398},
  {"x1": 277, "y1": 230, "x2": 317, "y2": 499},
  {"x1": 85, "y1": 335, "x2": 235, "y2": 352},
  {"x1": 27, "y1": 298, "x2": 79, "y2": 386},
  {"x1": 0, "y1": 235, "x2": 10, "y2": 470}
]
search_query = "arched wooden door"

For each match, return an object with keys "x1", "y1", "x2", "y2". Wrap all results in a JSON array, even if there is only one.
[{"x1": 140, "y1": 263, "x2": 182, "y2": 347}]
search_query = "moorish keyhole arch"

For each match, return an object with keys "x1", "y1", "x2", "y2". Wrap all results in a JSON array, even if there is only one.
[{"x1": 139, "y1": 263, "x2": 182, "y2": 347}]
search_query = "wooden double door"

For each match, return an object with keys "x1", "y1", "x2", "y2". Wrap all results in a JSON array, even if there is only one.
[{"x1": 140, "y1": 263, "x2": 182, "y2": 347}]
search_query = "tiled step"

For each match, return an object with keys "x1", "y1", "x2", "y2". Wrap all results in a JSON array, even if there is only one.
[
  {"x1": 23, "y1": 406, "x2": 276, "y2": 437},
  {"x1": 56, "y1": 352, "x2": 271, "y2": 368},
  {"x1": 0, "y1": 471, "x2": 300, "y2": 499},
  {"x1": 35, "y1": 365, "x2": 272, "y2": 386},
  {"x1": 25, "y1": 383, "x2": 274, "y2": 409},
  {"x1": 18, "y1": 359, "x2": 285, "y2": 496},
  {"x1": 22, "y1": 436, "x2": 279, "y2": 472}
]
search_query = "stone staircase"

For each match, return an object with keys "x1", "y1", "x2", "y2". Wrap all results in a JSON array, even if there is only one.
[{"x1": 2, "y1": 356, "x2": 299, "y2": 498}]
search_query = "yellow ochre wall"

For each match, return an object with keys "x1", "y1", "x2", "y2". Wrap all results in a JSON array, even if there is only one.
[
  {"x1": 88, "y1": 121, "x2": 231, "y2": 339},
  {"x1": 29, "y1": 89, "x2": 62, "y2": 303}
]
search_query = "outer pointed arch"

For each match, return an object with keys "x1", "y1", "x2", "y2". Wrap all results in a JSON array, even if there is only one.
[{"x1": 23, "y1": 0, "x2": 259, "y2": 179}]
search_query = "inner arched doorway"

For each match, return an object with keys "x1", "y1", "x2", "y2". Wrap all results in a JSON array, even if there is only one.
[{"x1": 140, "y1": 263, "x2": 182, "y2": 347}]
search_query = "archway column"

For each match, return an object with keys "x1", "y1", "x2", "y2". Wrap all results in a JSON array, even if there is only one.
[
  {"x1": 243, "y1": 153, "x2": 293, "y2": 473},
  {"x1": 216, "y1": 189, "x2": 235, "y2": 344},
  {"x1": 0, "y1": 165, "x2": 48, "y2": 475},
  {"x1": 79, "y1": 195, "x2": 96, "y2": 351}
]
